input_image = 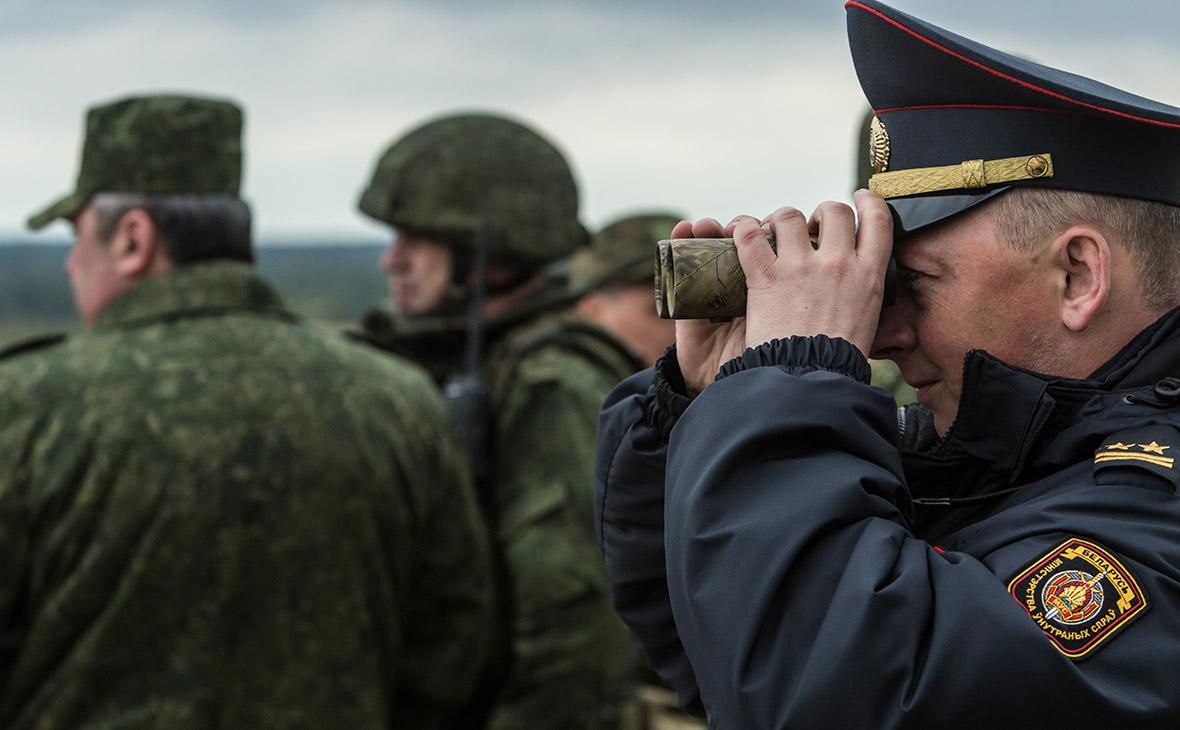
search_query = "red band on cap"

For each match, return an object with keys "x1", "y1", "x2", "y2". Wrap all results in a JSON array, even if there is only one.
[
  {"x1": 846, "y1": 0, "x2": 1180, "y2": 130},
  {"x1": 874, "y1": 103, "x2": 1075, "y2": 116}
]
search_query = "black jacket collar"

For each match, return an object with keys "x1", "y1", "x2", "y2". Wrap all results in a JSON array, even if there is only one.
[{"x1": 904, "y1": 307, "x2": 1180, "y2": 504}]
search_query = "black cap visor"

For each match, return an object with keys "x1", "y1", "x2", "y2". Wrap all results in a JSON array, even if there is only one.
[{"x1": 887, "y1": 187, "x2": 1010, "y2": 234}]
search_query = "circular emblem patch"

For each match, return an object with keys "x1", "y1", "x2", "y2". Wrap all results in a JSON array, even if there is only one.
[
  {"x1": 1007, "y1": 537, "x2": 1149, "y2": 660},
  {"x1": 868, "y1": 115, "x2": 890, "y2": 174},
  {"x1": 1042, "y1": 569, "x2": 1104, "y2": 625}
]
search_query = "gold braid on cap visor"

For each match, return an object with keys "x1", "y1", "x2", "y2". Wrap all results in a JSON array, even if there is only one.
[{"x1": 869, "y1": 153, "x2": 1054, "y2": 198}]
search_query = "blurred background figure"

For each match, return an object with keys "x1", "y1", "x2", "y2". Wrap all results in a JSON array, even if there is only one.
[
  {"x1": 0, "y1": 94, "x2": 493, "y2": 730},
  {"x1": 353, "y1": 112, "x2": 641, "y2": 730},
  {"x1": 572, "y1": 212, "x2": 680, "y2": 369},
  {"x1": 574, "y1": 212, "x2": 698, "y2": 729}
]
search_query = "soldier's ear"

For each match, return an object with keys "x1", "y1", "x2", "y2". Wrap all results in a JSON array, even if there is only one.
[
  {"x1": 110, "y1": 208, "x2": 164, "y2": 280},
  {"x1": 1055, "y1": 224, "x2": 1111, "y2": 333}
]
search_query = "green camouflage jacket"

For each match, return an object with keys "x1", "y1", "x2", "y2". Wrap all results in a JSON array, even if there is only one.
[
  {"x1": 0, "y1": 262, "x2": 493, "y2": 729},
  {"x1": 358, "y1": 281, "x2": 642, "y2": 730}
]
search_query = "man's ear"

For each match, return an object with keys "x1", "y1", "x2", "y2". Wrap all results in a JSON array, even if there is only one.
[
  {"x1": 1054, "y1": 225, "x2": 1111, "y2": 332},
  {"x1": 108, "y1": 208, "x2": 164, "y2": 279}
]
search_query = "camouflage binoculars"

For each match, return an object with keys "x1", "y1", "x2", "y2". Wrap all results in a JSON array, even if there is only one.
[{"x1": 654, "y1": 237, "x2": 898, "y2": 319}]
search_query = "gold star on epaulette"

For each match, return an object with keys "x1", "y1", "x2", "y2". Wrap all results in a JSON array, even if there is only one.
[
  {"x1": 1104, "y1": 442, "x2": 1134, "y2": 450},
  {"x1": 1140, "y1": 441, "x2": 1171, "y2": 455}
]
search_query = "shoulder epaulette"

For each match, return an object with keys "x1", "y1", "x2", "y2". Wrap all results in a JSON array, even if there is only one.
[{"x1": 1093, "y1": 425, "x2": 1180, "y2": 492}]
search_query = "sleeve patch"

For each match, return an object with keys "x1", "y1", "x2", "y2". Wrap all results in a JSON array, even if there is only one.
[{"x1": 1007, "y1": 537, "x2": 1149, "y2": 661}]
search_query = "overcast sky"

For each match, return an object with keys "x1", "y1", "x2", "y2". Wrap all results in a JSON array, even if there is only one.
[{"x1": 2, "y1": 0, "x2": 1177, "y2": 241}]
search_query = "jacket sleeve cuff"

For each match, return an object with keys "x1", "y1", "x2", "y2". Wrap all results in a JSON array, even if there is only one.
[
  {"x1": 717, "y1": 335, "x2": 872, "y2": 384},
  {"x1": 644, "y1": 345, "x2": 694, "y2": 441}
]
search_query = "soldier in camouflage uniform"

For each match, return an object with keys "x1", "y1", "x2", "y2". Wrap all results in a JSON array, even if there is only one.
[
  {"x1": 354, "y1": 113, "x2": 640, "y2": 730},
  {"x1": 572, "y1": 213, "x2": 680, "y2": 369},
  {"x1": 0, "y1": 95, "x2": 493, "y2": 729}
]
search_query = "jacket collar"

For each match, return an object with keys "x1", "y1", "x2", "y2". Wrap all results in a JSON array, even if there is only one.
[
  {"x1": 94, "y1": 261, "x2": 294, "y2": 331},
  {"x1": 906, "y1": 307, "x2": 1180, "y2": 499}
]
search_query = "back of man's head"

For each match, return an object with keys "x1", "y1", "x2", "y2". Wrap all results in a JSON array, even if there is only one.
[{"x1": 91, "y1": 193, "x2": 252, "y2": 266}]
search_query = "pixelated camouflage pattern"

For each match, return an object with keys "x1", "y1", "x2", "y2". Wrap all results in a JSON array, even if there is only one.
[
  {"x1": 483, "y1": 311, "x2": 642, "y2": 730},
  {"x1": 355, "y1": 261, "x2": 590, "y2": 385},
  {"x1": 0, "y1": 262, "x2": 493, "y2": 729},
  {"x1": 570, "y1": 212, "x2": 684, "y2": 294},
  {"x1": 357, "y1": 113, "x2": 588, "y2": 265},
  {"x1": 0, "y1": 333, "x2": 68, "y2": 362},
  {"x1": 28, "y1": 94, "x2": 243, "y2": 230},
  {"x1": 357, "y1": 280, "x2": 642, "y2": 729}
]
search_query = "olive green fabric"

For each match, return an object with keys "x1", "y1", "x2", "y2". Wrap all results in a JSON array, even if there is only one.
[
  {"x1": 483, "y1": 311, "x2": 642, "y2": 730},
  {"x1": 0, "y1": 262, "x2": 493, "y2": 729},
  {"x1": 28, "y1": 94, "x2": 243, "y2": 230},
  {"x1": 357, "y1": 113, "x2": 588, "y2": 266},
  {"x1": 571, "y1": 212, "x2": 684, "y2": 294},
  {"x1": 357, "y1": 286, "x2": 642, "y2": 729}
]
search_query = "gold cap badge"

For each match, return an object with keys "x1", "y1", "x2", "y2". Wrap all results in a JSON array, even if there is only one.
[{"x1": 869, "y1": 115, "x2": 890, "y2": 174}]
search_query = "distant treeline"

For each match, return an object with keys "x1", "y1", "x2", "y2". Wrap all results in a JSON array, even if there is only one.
[{"x1": 0, "y1": 241, "x2": 389, "y2": 346}]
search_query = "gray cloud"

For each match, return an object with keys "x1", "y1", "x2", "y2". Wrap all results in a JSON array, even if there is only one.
[
  {"x1": 0, "y1": 0, "x2": 329, "y2": 36},
  {"x1": 2, "y1": 0, "x2": 1177, "y2": 240}
]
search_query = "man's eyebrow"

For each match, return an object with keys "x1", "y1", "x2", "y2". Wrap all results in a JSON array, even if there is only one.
[{"x1": 893, "y1": 238, "x2": 944, "y2": 270}]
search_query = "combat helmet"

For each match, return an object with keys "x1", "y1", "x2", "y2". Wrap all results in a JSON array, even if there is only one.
[{"x1": 358, "y1": 112, "x2": 588, "y2": 267}]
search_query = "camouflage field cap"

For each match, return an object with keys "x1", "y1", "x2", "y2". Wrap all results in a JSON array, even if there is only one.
[
  {"x1": 358, "y1": 112, "x2": 587, "y2": 266},
  {"x1": 28, "y1": 94, "x2": 243, "y2": 230},
  {"x1": 571, "y1": 211, "x2": 683, "y2": 293}
]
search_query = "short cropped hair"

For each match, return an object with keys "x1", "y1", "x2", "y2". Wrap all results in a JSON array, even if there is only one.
[
  {"x1": 991, "y1": 188, "x2": 1180, "y2": 311},
  {"x1": 93, "y1": 193, "x2": 253, "y2": 265}
]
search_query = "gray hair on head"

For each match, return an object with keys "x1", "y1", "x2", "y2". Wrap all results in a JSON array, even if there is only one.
[
  {"x1": 991, "y1": 188, "x2": 1180, "y2": 312},
  {"x1": 92, "y1": 192, "x2": 254, "y2": 265}
]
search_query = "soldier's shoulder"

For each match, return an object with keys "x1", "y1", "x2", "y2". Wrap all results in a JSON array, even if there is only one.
[
  {"x1": 298, "y1": 322, "x2": 445, "y2": 403},
  {"x1": 0, "y1": 332, "x2": 72, "y2": 390},
  {"x1": 0, "y1": 332, "x2": 82, "y2": 410},
  {"x1": 495, "y1": 312, "x2": 635, "y2": 397},
  {"x1": 514, "y1": 313, "x2": 636, "y2": 374},
  {"x1": 0, "y1": 332, "x2": 69, "y2": 364}
]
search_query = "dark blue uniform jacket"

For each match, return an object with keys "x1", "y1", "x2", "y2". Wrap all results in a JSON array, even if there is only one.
[{"x1": 596, "y1": 310, "x2": 1180, "y2": 729}]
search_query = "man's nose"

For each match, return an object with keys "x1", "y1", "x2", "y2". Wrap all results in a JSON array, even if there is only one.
[
  {"x1": 380, "y1": 237, "x2": 407, "y2": 273},
  {"x1": 870, "y1": 297, "x2": 916, "y2": 360}
]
